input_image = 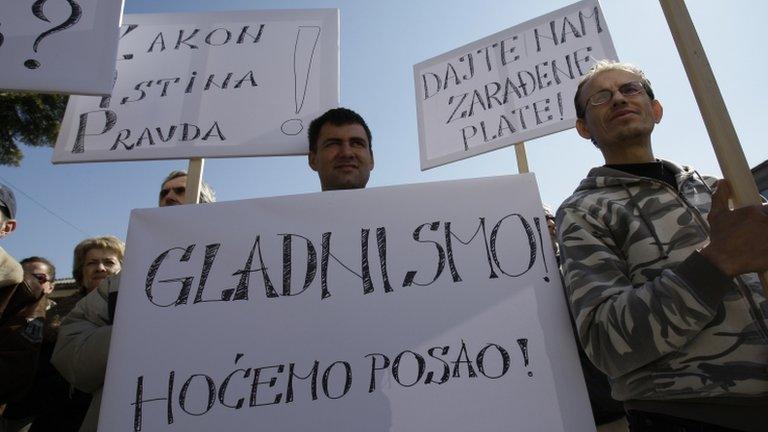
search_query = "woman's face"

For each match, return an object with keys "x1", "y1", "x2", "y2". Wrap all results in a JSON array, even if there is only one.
[{"x1": 82, "y1": 248, "x2": 121, "y2": 292}]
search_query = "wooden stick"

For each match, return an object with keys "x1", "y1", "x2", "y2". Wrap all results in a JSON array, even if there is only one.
[
  {"x1": 660, "y1": 0, "x2": 768, "y2": 292},
  {"x1": 514, "y1": 142, "x2": 529, "y2": 174},
  {"x1": 185, "y1": 158, "x2": 204, "y2": 205}
]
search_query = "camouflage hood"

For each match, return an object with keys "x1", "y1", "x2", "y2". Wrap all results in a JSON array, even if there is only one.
[{"x1": 574, "y1": 159, "x2": 693, "y2": 191}]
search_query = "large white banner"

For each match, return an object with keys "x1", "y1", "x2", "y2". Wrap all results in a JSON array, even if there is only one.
[
  {"x1": 414, "y1": 0, "x2": 617, "y2": 170},
  {"x1": 101, "y1": 175, "x2": 594, "y2": 432},
  {"x1": 0, "y1": 0, "x2": 123, "y2": 95},
  {"x1": 53, "y1": 9, "x2": 339, "y2": 163}
]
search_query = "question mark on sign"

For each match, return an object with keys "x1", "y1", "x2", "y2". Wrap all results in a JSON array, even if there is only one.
[{"x1": 24, "y1": 0, "x2": 82, "y2": 69}]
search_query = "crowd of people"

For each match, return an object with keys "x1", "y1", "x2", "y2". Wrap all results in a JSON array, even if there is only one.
[
  {"x1": 1, "y1": 61, "x2": 767, "y2": 431},
  {"x1": 0, "y1": 171, "x2": 214, "y2": 431}
]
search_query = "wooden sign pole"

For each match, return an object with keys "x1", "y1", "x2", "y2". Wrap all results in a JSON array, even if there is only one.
[
  {"x1": 185, "y1": 158, "x2": 204, "y2": 205},
  {"x1": 514, "y1": 142, "x2": 529, "y2": 174},
  {"x1": 660, "y1": 0, "x2": 768, "y2": 293}
]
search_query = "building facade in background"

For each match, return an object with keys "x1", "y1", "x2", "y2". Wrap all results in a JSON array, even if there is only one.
[{"x1": 753, "y1": 160, "x2": 768, "y2": 198}]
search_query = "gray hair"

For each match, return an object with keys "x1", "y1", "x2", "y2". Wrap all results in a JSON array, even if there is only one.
[
  {"x1": 160, "y1": 170, "x2": 216, "y2": 205},
  {"x1": 574, "y1": 60, "x2": 655, "y2": 119}
]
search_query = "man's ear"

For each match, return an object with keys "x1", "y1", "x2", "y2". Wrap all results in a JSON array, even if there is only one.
[
  {"x1": 575, "y1": 118, "x2": 592, "y2": 140},
  {"x1": 308, "y1": 151, "x2": 318, "y2": 171},
  {"x1": 652, "y1": 100, "x2": 663, "y2": 123},
  {"x1": 0, "y1": 220, "x2": 16, "y2": 237},
  {"x1": 369, "y1": 148, "x2": 375, "y2": 171}
]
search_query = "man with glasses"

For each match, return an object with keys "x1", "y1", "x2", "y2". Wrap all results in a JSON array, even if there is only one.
[
  {"x1": 20, "y1": 257, "x2": 55, "y2": 296},
  {"x1": 0, "y1": 185, "x2": 48, "y2": 403},
  {"x1": 158, "y1": 170, "x2": 216, "y2": 207},
  {"x1": 556, "y1": 60, "x2": 768, "y2": 430}
]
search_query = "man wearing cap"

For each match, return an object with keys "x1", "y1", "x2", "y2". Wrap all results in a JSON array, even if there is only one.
[{"x1": 0, "y1": 184, "x2": 48, "y2": 403}]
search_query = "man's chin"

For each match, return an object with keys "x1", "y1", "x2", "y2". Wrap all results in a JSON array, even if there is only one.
[{"x1": 324, "y1": 176, "x2": 367, "y2": 191}]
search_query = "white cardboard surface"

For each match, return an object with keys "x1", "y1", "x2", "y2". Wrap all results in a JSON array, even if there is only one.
[
  {"x1": 100, "y1": 175, "x2": 595, "y2": 432},
  {"x1": 0, "y1": 0, "x2": 123, "y2": 95},
  {"x1": 413, "y1": 0, "x2": 617, "y2": 170},
  {"x1": 53, "y1": 9, "x2": 339, "y2": 163}
]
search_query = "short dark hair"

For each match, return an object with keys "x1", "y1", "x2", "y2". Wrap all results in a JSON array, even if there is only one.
[
  {"x1": 21, "y1": 256, "x2": 56, "y2": 281},
  {"x1": 308, "y1": 108, "x2": 372, "y2": 153},
  {"x1": 574, "y1": 60, "x2": 655, "y2": 119}
]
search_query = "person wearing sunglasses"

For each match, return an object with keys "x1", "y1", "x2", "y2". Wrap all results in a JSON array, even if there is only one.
[
  {"x1": 0, "y1": 257, "x2": 86, "y2": 432},
  {"x1": 158, "y1": 170, "x2": 216, "y2": 207},
  {"x1": 20, "y1": 257, "x2": 55, "y2": 296},
  {"x1": 556, "y1": 60, "x2": 768, "y2": 431}
]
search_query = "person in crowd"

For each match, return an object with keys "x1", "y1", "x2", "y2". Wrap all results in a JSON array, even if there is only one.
[
  {"x1": 53, "y1": 170, "x2": 217, "y2": 432},
  {"x1": 158, "y1": 170, "x2": 216, "y2": 206},
  {"x1": 19, "y1": 258, "x2": 55, "y2": 296},
  {"x1": 556, "y1": 60, "x2": 768, "y2": 431},
  {"x1": 308, "y1": 107, "x2": 374, "y2": 191},
  {"x1": 51, "y1": 236, "x2": 125, "y2": 432},
  {"x1": 1, "y1": 257, "x2": 92, "y2": 432},
  {"x1": 0, "y1": 185, "x2": 47, "y2": 405}
]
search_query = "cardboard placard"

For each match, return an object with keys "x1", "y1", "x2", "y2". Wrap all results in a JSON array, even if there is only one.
[
  {"x1": 414, "y1": 0, "x2": 617, "y2": 170},
  {"x1": 53, "y1": 9, "x2": 339, "y2": 163},
  {"x1": 0, "y1": 0, "x2": 123, "y2": 95},
  {"x1": 101, "y1": 175, "x2": 594, "y2": 431}
]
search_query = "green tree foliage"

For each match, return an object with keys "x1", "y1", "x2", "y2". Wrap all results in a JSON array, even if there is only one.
[{"x1": 0, "y1": 93, "x2": 68, "y2": 166}]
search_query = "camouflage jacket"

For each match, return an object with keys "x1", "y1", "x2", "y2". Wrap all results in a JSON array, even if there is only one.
[{"x1": 556, "y1": 160, "x2": 768, "y2": 402}]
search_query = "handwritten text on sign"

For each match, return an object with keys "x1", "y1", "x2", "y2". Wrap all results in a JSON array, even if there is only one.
[
  {"x1": 0, "y1": 0, "x2": 122, "y2": 95},
  {"x1": 53, "y1": 9, "x2": 339, "y2": 163},
  {"x1": 101, "y1": 175, "x2": 593, "y2": 431},
  {"x1": 413, "y1": 0, "x2": 617, "y2": 170}
]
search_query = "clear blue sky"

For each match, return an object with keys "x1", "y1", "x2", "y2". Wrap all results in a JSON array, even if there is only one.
[{"x1": 2, "y1": 0, "x2": 766, "y2": 278}]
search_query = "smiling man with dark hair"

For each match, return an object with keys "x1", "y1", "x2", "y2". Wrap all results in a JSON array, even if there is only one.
[{"x1": 308, "y1": 107, "x2": 374, "y2": 191}]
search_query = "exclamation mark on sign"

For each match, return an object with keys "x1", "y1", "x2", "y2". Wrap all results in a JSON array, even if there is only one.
[
  {"x1": 517, "y1": 338, "x2": 533, "y2": 377},
  {"x1": 533, "y1": 217, "x2": 550, "y2": 282},
  {"x1": 281, "y1": 26, "x2": 322, "y2": 136},
  {"x1": 557, "y1": 91, "x2": 564, "y2": 120}
]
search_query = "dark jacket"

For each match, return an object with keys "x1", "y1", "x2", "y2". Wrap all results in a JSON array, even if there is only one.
[{"x1": 0, "y1": 247, "x2": 47, "y2": 403}]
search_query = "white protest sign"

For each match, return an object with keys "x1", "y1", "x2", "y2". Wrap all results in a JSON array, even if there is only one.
[
  {"x1": 53, "y1": 9, "x2": 339, "y2": 163},
  {"x1": 0, "y1": 0, "x2": 122, "y2": 95},
  {"x1": 101, "y1": 175, "x2": 594, "y2": 432},
  {"x1": 413, "y1": 0, "x2": 617, "y2": 170}
]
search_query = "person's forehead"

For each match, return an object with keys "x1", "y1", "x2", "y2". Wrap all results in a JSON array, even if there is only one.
[
  {"x1": 163, "y1": 176, "x2": 187, "y2": 188},
  {"x1": 584, "y1": 69, "x2": 642, "y2": 94},
  {"x1": 86, "y1": 248, "x2": 116, "y2": 259},
  {"x1": 23, "y1": 261, "x2": 50, "y2": 274},
  {"x1": 318, "y1": 122, "x2": 368, "y2": 142}
]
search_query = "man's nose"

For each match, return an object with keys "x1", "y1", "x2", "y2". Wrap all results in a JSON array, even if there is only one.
[
  {"x1": 338, "y1": 142, "x2": 354, "y2": 156},
  {"x1": 610, "y1": 89, "x2": 629, "y2": 106}
]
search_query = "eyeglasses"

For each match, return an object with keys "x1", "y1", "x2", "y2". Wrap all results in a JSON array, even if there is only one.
[
  {"x1": 32, "y1": 273, "x2": 52, "y2": 284},
  {"x1": 159, "y1": 186, "x2": 186, "y2": 198},
  {"x1": 586, "y1": 81, "x2": 646, "y2": 107}
]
